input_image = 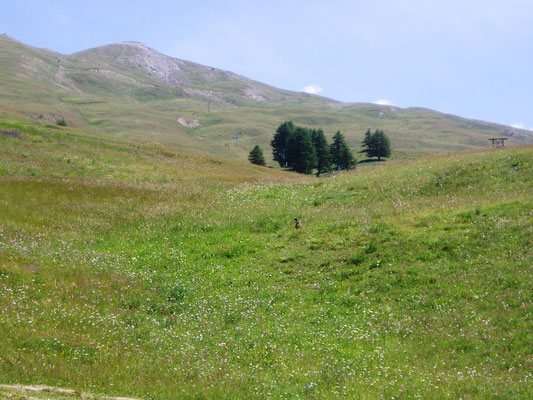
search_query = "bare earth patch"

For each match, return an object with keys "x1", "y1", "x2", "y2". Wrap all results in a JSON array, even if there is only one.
[
  {"x1": 177, "y1": 117, "x2": 200, "y2": 128},
  {"x1": 0, "y1": 384, "x2": 138, "y2": 400}
]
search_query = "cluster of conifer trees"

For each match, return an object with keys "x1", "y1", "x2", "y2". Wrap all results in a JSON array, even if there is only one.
[
  {"x1": 360, "y1": 129, "x2": 391, "y2": 161},
  {"x1": 269, "y1": 121, "x2": 355, "y2": 176},
  {"x1": 248, "y1": 122, "x2": 391, "y2": 176}
]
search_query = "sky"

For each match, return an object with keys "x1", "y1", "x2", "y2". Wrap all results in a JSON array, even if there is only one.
[{"x1": 2, "y1": 0, "x2": 532, "y2": 129}]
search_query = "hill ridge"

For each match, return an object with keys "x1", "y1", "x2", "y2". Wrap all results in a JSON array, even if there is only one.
[{"x1": 0, "y1": 34, "x2": 531, "y2": 161}]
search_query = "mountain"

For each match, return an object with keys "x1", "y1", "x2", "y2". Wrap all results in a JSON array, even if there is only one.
[{"x1": 1, "y1": 34, "x2": 531, "y2": 161}]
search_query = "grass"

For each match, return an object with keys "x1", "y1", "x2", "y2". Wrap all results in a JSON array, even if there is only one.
[{"x1": 0, "y1": 117, "x2": 532, "y2": 399}]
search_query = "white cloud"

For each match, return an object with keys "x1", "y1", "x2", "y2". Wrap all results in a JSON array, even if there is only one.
[
  {"x1": 302, "y1": 84, "x2": 323, "y2": 95},
  {"x1": 373, "y1": 99, "x2": 394, "y2": 106},
  {"x1": 510, "y1": 122, "x2": 533, "y2": 131}
]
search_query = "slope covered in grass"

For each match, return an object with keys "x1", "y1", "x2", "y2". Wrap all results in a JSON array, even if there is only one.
[
  {"x1": 0, "y1": 118, "x2": 298, "y2": 185},
  {"x1": 0, "y1": 119, "x2": 532, "y2": 399}
]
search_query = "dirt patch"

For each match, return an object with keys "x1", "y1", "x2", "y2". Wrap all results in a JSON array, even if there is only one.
[
  {"x1": 0, "y1": 384, "x2": 138, "y2": 399},
  {"x1": 177, "y1": 117, "x2": 200, "y2": 128}
]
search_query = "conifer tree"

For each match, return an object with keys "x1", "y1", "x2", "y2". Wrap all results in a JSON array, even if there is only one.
[
  {"x1": 271, "y1": 121, "x2": 295, "y2": 168},
  {"x1": 340, "y1": 145, "x2": 355, "y2": 169},
  {"x1": 286, "y1": 127, "x2": 317, "y2": 174},
  {"x1": 373, "y1": 129, "x2": 391, "y2": 161},
  {"x1": 361, "y1": 128, "x2": 374, "y2": 153},
  {"x1": 361, "y1": 129, "x2": 391, "y2": 160},
  {"x1": 330, "y1": 131, "x2": 355, "y2": 171},
  {"x1": 248, "y1": 145, "x2": 266, "y2": 166},
  {"x1": 311, "y1": 129, "x2": 332, "y2": 176}
]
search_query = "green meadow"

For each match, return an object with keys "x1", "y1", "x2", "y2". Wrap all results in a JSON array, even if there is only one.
[{"x1": 0, "y1": 118, "x2": 532, "y2": 399}]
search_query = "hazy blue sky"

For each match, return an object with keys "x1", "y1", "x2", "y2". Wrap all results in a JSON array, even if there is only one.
[{"x1": 2, "y1": 0, "x2": 532, "y2": 129}]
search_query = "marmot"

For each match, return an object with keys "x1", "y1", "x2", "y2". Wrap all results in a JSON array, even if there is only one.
[{"x1": 294, "y1": 218, "x2": 302, "y2": 229}]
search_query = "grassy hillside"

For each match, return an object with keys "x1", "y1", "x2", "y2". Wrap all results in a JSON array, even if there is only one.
[
  {"x1": 1, "y1": 34, "x2": 531, "y2": 163},
  {"x1": 1, "y1": 117, "x2": 531, "y2": 399}
]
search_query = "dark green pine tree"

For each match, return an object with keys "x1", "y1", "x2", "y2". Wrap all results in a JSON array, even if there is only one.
[
  {"x1": 340, "y1": 145, "x2": 356, "y2": 169},
  {"x1": 248, "y1": 145, "x2": 266, "y2": 166},
  {"x1": 271, "y1": 121, "x2": 295, "y2": 168},
  {"x1": 360, "y1": 128, "x2": 374, "y2": 155},
  {"x1": 286, "y1": 127, "x2": 317, "y2": 174},
  {"x1": 311, "y1": 129, "x2": 332, "y2": 176},
  {"x1": 372, "y1": 129, "x2": 391, "y2": 161},
  {"x1": 330, "y1": 131, "x2": 355, "y2": 171}
]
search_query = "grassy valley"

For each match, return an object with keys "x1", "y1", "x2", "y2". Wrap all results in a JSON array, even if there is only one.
[{"x1": 0, "y1": 117, "x2": 531, "y2": 398}]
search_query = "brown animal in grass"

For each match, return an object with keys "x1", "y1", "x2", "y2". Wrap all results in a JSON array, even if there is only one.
[{"x1": 294, "y1": 218, "x2": 302, "y2": 229}]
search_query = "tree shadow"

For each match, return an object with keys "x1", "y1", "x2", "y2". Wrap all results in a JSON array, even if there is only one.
[{"x1": 357, "y1": 158, "x2": 387, "y2": 164}]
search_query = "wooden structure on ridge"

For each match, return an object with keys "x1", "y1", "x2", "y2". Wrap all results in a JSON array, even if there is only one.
[{"x1": 488, "y1": 138, "x2": 507, "y2": 148}]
